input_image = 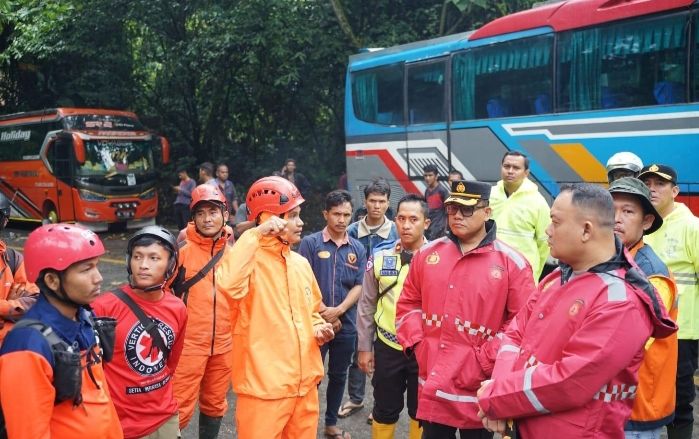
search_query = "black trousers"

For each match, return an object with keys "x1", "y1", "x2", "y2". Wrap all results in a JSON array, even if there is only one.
[
  {"x1": 669, "y1": 339, "x2": 698, "y2": 430},
  {"x1": 371, "y1": 337, "x2": 418, "y2": 424},
  {"x1": 421, "y1": 421, "x2": 494, "y2": 439},
  {"x1": 174, "y1": 203, "x2": 190, "y2": 231}
]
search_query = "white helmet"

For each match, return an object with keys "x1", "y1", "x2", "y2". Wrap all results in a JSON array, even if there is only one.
[{"x1": 606, "y1": 152, "x2": 643, "y2": 182}]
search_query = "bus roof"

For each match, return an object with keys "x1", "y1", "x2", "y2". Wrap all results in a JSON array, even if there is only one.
[
  {"x1": 470, "y1": 0, "x2": 695, "y2": 40},
  {"x1": 348, "y1": 31, "x2": 474, "y2": 71},
  {"x1": 0, "y1": 107, "x2": 139, "y2": 124}
]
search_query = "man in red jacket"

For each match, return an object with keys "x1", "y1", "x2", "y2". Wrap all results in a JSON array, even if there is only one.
[
  {"x1": 93, "y1": 226, "x2": 187, "y2": 439},
  {"x1": 477, "y1": 183, "x2": 678, "y2": 439},
  {"x1": 396, "y1": 179, "x2": 535, "y2": 438}
]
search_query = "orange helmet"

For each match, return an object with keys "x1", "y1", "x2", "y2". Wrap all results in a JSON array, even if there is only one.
[
  {"x1": 190, "y1": 183, "x2": 227, "y2": 211},
  {"x1": 246, "y1": 176, "x2": 304, "y2": 221}
]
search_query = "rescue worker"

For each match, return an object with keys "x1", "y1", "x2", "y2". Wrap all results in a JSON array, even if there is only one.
[
  {"x1": 172, "y1": 184, "x2": 233, "y2": 438},
  {"x1": 93, "y1": 226, "x2": 187, "y2": 439},
  {"x1": 396, "y1": 180, "x2": 535, "y2": 438},
  {"x1": 0, "y1": 192, "x2": 38, "y2": 344},
  {"x1": 357, "y1": 193, "x2": 430, "y2": 439},
  {"x1": 477, "y1": 183, "x2": 678, "y2": 438},
  {"x1": 299, "y1": 189, "x2": 367, "y2": 439},
  {"x1": 606, "y1": 151, "x2": 644, "y2": 183},
  {"x1": 608, "y1": 177, "x2": 678, "y2": 438},
  {"x1": 640, "y1": 164, "x2": 699, "y2": 439},
  {"x1": 0, "y1": 223, "x2": 123, "y2": 438},
  {"x1": 215, "y1": 176, "x2": 335, "y2": 439},
  {"x1": 489, "y1": 151, "x2": 550, "y2": 280},
  {"x1": 342, "y1": 178, "x2": 398, "y2": 422}
]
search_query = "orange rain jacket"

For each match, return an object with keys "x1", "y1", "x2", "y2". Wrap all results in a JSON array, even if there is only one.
[
  {"x1": 177, "y1": 223, "x2": 233, "y2": 355},
  {"x1": 215, "y1": 228, "x2": 326, "y2": 399},
  {"x1": 0, "y1": 241, "x2": 38, "y2": 343}
]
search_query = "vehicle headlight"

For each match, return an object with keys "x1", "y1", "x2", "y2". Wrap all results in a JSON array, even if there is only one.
[
  {"x1": 139, "y1": 188, "x2": 156, "y2": 200},
  {"x1": 79, "y1": 189, "x2": 108, "y2": 201}
]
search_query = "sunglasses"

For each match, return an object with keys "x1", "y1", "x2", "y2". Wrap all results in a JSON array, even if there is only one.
[{"x1": 445, "y1": 203, "x2": 485, "y2": 217}]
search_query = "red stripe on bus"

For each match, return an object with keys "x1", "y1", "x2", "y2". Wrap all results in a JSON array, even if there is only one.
[{"x1": 347, "y1": 149, "x2": 421, "y2": 194}]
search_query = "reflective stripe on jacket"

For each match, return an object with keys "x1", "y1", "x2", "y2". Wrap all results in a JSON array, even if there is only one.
[
  {"x1": 645, "y1": 202, "x2": 699, "y2": 339},
  {"x1": 215, "y1": 228, "x2": 326, "y2": 399},
  {"x1": 490, "y1": 178, "x2": 550, "y2": 280},
  {"x1": 396, "y1": 221, "x2": 535, "y2": 428}
]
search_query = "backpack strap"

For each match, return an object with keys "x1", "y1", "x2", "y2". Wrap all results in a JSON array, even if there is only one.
[
  {"x1": 111, "y1": 289, "x2": 170, "y2": 360},
  {"x1": 13, "y1": 318, "x2": 71, "y2": 352},
  {"x1": 172, "y1": 246, "x2": 225, "y2": 303},
  {"x1": 1, "y1": 248, "x2": 21, "y2": 276}
]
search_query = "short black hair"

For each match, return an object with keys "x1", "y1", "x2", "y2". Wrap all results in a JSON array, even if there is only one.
[
  {"x1": 364, "y1": 178, "x2": 391, "y2": 199},
  {"x1": 325, "y1": 190, "x2": 353, "y2": 211},
  {"x1": 448, "y1": 169, "x2": 463, "y2": 179},
  {"x1": 396, "y1": 193, "x2": 429, "y2": 218},
  {"x1": 199, "y1": 162, "x2": 214, "y2": 176},
  {"x1": 423, "y1": 164, "x2": 439, "y2": 175},
  {"x1": 216, "y1": 162, "x2": 228, "y2": 171},
  {"x1": 176, "y1": 167, "x2": 189, "y2": 174},
  {"x1": 285, "y1": 158, "x2": 296, "y2": 165},
  {"x1": 560, "y1": 183, "x2": 614, "y2": 229},
  {"x1": 502, "y1": 151, "x2": 530, "y2": 170}
]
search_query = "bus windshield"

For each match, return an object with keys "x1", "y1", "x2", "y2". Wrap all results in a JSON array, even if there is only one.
[
  {"x1": 64, "y1": 114, "x2": 144, "y2": 131},
  {"x1": 77, "y1": 139, "x2": 155, "y2": 178}
]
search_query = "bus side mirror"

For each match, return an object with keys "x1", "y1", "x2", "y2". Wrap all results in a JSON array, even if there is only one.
[
  {"x1": 72, "y1": 133, "x2": 86, "y2": 165},
  {"x1": 161, "y1": 137, "x2": 170, "y2": 165}
]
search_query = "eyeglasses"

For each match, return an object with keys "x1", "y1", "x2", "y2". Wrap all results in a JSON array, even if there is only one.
[{"x1": 445, "y1": 203, "x2": 484, "y2": 217}]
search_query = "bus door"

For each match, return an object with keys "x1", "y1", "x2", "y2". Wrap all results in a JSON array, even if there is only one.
[
  {"x1": 405, "y1": 58, "x2": 450, "y2": 194},
  {"x1": 45, "y1": 135, "x2": 76, "y2": 222}
]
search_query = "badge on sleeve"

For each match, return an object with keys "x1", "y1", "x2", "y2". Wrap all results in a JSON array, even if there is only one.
[{"x1": 348, "y1": 253, "x2": 357, "y2": 264}]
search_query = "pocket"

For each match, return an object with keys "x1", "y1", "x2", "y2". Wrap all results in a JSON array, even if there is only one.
[{"x1": 452, "y1": 348, "x2": 487, "y2": 391}]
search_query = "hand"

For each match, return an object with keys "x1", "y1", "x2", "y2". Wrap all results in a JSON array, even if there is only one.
[
  {"x1": 256, "y1": 216, "x2": 288, "y2": 237},
  {"x1": 331, "y1": 319, "x2": 342, "y2": 334},
  {"x1": 476, "y1": 380, "x2": 505, "y2": 433},
  {"x1": 358, "y1": 351, "x2": 374, "y2": 375},
  {"x1": 314, "y1": 322, "x2": 334, "y2": 345},
  {"x1": 172, "y1": 185, "x2": 180, "y2": 192},
  {"x1": 320, "y1": 306, "x2": 343, "y2": 323}
]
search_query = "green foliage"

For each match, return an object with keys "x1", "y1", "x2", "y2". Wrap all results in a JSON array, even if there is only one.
[{"x1": 0, "y1": 0, "x2": 536, "y2": 229}]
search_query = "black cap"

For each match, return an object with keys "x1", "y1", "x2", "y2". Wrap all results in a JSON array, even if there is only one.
[
  {"x1": 444, "y1": 180, "x2": 491, "y2": 207},
  {"x1": 638, "y1": 164, "x2": 677, "y2": 185},
  {"x1": 608, "y1": 177, "x2": 663, "y2": 235}
]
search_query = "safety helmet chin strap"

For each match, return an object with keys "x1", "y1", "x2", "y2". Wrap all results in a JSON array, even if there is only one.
[
  {"x1": 127, "y1": 254, "x2": 177, "y2": 293},
  {"x1": 40, "y1": 274, "x2": 83, "y2": 309},
  {"x1": 276, "y1": 212, "x2": 290, "y2": 246}
]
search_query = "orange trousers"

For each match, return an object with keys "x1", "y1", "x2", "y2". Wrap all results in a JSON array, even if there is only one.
[
  {"x1": 235, "y1": 388, "x2": 319, "y2": 439},
  {"x1": 172, "y1": 352, "x2": 233, "y2": 429}
]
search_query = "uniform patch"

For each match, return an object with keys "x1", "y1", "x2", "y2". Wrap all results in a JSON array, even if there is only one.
[
  {"x1": 491, "y1": 265, "x2": 504, "y2": 280},
  {"x1": 366, "y1": 256, "x2": 374, "y2": 272},
  {"x1": 125, "y1": 319, "x2": 175, "y2": 376},
  {"x1": 569, "y1": 299, "x2": 585, "y2": 317},
  {"x1": 382, "y1": 256, "x2": 398, "y2": 270},
  {"x1": 318, "y1": 250, "x2": 331, "y2": 259},
  {"x1": 348, "y1": 253, "x2": 357, "y2": 264},
  {"x1": 426, "y1": 252, "x2": 440, "y2": 265}
]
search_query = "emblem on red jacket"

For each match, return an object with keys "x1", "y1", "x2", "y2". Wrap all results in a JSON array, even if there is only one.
[
  {"x1": 426, "y1": 252, "x2": 440, "y2": 264},
  {"x1": 490, "y1": 265, "x2": 504, "y2": 279},
  {"x1": 569, "y1": 299, "x2": 585, "y2": 317},
  {"x1": 125, "y1": 319, "x2": 174, "y2": 376}
]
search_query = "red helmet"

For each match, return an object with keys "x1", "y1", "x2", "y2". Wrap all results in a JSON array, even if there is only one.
[
  {"x1": 246, "y1": 176, "x2": 304, "y2": 221},
  {"x1": 190, "y1": 183, "x2": 227, "y2": 211},
  {"x1": 24, "y1": 223, "x2": 105, "y2": 282}
]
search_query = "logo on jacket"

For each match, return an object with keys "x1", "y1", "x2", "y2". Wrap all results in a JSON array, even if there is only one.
[
  {"x1": 318, "y1": 250, "x2": 331, "y2": 259},
  {"x1": 569, "y1": 299, "x2": 585, "y2": 317},
  {"x1": 426, "y1": 252, "x2": 440, "y2": 265},
  {"x1": 380, "y1": 255, "x2": 399, "y2": 276},
  {"x1": 348, "y1": 253, "x2": 357, "y2": 264},
  {"x1": 490, "y1": 265, "x2": 504, "y2": 280},
  {"x1": 125, "y1": 319, "x2": 175, "y2": 376}
]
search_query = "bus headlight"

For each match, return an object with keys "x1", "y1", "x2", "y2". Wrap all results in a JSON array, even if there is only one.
[
  {"x1": 79, "y1": 189, "x2": 108, "y2": 201},
  {"x1": 139, "y1": 188, "x2": 156, "y2": 200}
]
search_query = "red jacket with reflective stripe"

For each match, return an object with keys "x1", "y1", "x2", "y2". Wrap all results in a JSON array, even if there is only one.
[
  {"x1": 479, "y1": 245, "x2": 678, "y2": 438},
  {"x1": 396, "y1": 222, "x2": 535, "y2": 428}
]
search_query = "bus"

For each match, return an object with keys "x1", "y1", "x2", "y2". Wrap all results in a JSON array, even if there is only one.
[
  {"x1": 0, "y1": 108, "x2": 170, "y2": 231},
  {"x1": 345, "y1": 0, "x2": 699, "y2": 215}
]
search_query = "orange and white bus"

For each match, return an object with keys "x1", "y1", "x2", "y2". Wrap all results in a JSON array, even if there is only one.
[{"x1": 0, "y1": 108, "x2": 170, "y2": 231}]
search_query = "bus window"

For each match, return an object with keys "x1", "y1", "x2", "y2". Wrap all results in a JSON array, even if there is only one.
[
  {"x1": 695, "y1": 13, "x2": 699, "y2": 102},
  {"x1": 351, "y1": 64, "x2": 404, "y2": 125},
  {"x1": 407, "y1": 61, "x2": 446, "y2": 124},
  {"x1": 452, "y1": 35, "x2": 553, "y2": 121},
  {"x1": 48, "y1": 138, "x2": 73, "y2": 182},
  {"x1": 558, "y1": 13, "x2": 688, "y2": 112}
]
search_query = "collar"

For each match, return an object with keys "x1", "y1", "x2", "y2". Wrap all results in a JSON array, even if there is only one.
[
  {"x1": 185, "y1": 222, "x2": 231, "y2": 250},
  {"x1": 627, "y1": 238, "x2": 645, "y2": 257},
  {"x1": 30, "y1": 293, "x2": 93, "y2": 347},
  {"x1": 322, "y1": 227, "x2": 349, "y2": 246},
  {"x1": 356, "y1": 216, "x2": 393, "y2": 239},
  {"x1": 558, "y1": 236, "x2": 630, "y2": 284}
]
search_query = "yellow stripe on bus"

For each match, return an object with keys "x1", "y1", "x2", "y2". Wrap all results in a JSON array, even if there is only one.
[{"x1": 551, "y1": 143, "x2": 608, "y2": 183}]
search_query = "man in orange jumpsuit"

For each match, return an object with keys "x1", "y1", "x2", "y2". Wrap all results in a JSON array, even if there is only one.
[
  {"x1": 216, "y1": 176, "x2": 335, "y2": 439},
  {"x1": 0, "y1": 223, "x2": 123, "y2": 438},
  {"x1": 0, "y1": 192, "x2": 38, "y2": 344},
  {"x1": 172, "y1": 184, "x2": 234, "y2": 438}
]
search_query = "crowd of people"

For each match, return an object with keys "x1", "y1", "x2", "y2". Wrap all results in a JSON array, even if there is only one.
[{"x1": 0, "y1": 150, "x2": 696, "y2": 439}]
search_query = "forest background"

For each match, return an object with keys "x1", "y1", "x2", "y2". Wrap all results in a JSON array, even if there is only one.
[{"x1": 0, "y1": 0, "x2": 536, "y2": 227}]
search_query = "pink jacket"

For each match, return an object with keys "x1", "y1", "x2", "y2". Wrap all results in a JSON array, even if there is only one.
[
  {"x1": 396, "y1": 222, "x2": 535, "y2": 428},
  {"x1": 478, "y1": 244, "x2": 678, "y2": 438}
]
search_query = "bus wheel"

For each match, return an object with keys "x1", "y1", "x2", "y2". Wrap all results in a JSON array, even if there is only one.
[{"x1": 42, "y1": 203, "x2": 59, "y2": 225}]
